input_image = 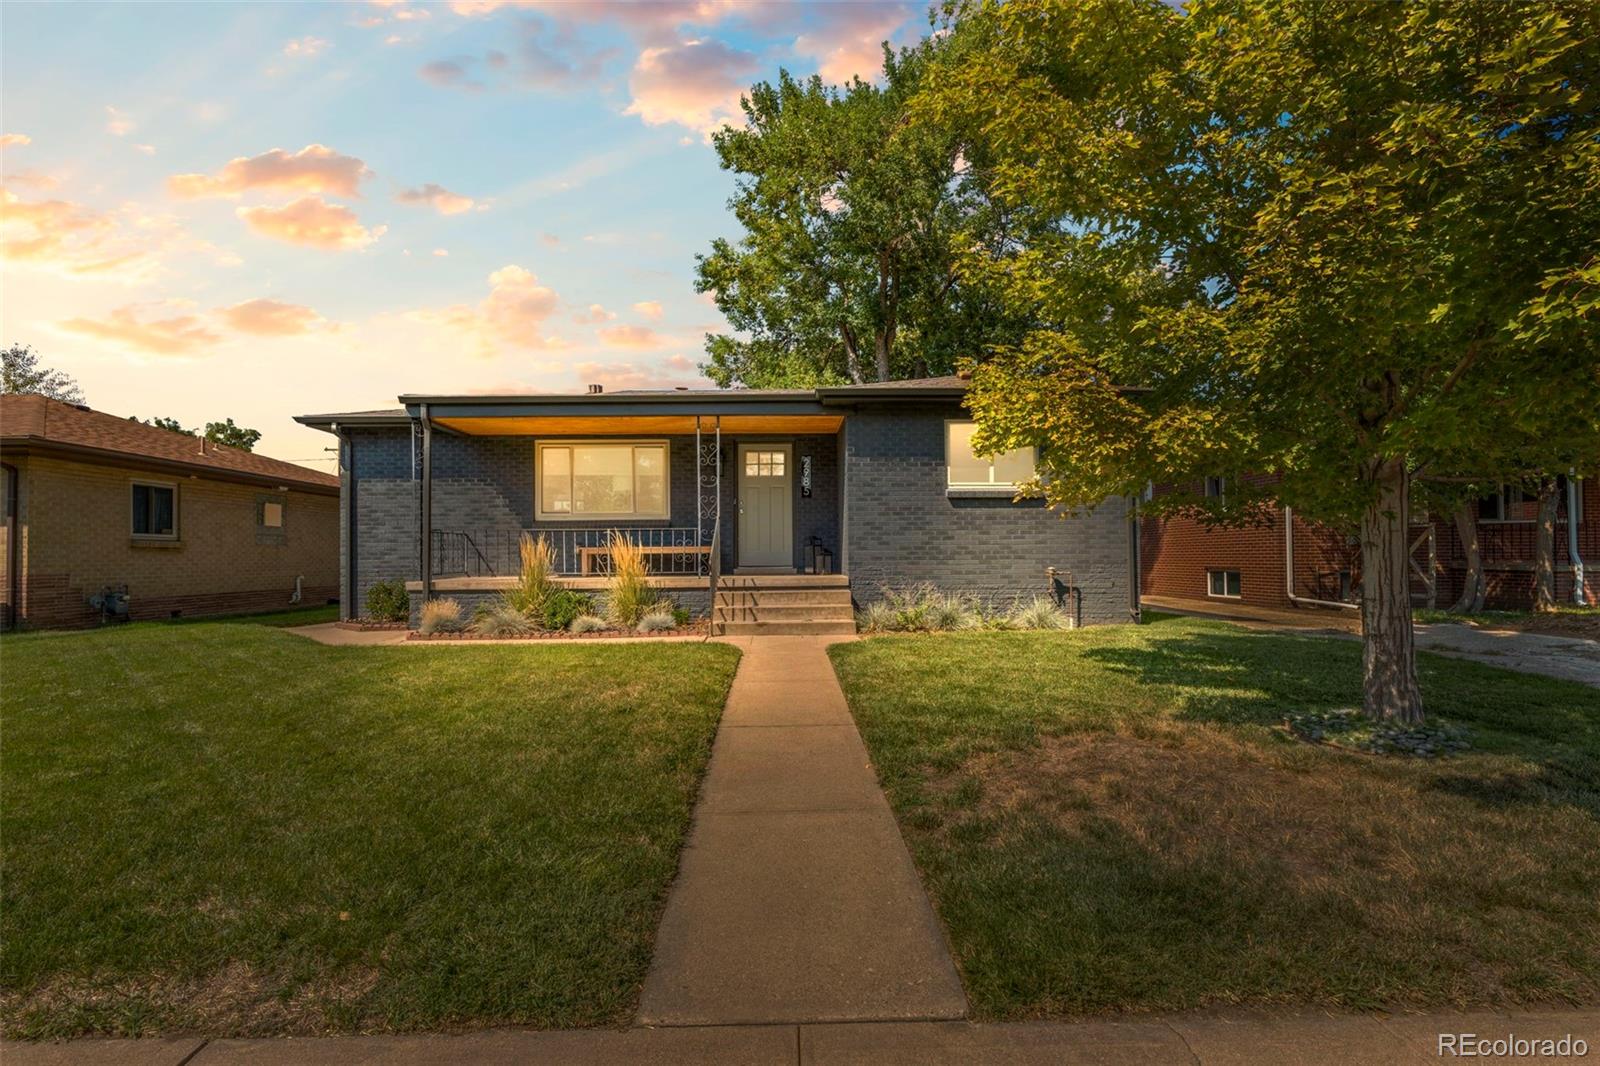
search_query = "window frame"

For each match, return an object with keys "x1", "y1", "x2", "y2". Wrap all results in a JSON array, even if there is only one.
[
  {"x1": 1204, "y1": 476, "x2": 1227, "y2": 500},
  {"x1": 1478, "y1": 484, "x2": 1535, "y2": 525},
  {"x1": 1207, "y1": 569, "x2": 1242, "y2": 599},
  {"x1": 943, "y1": 419, "x2": 1037, "y2": 490},
  {"x1": 533, "y1": 439, "x2": 671, "y2": 523},
  {"x1": 130, "y1": 479, "x2": 179, "y2": 541}
]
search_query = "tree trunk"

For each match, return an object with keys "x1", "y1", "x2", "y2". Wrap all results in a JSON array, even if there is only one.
[
  {"x1": 1449, "y1": 503, "x2": 1486, "y2": 613},
  {"x1": 1533, "y1": 478, "x2": 1560, "y2": 611},
  {"x1": 839, "y1": 321, "x2": 865, "y2": 385},
  {"x1": 1359, "y1": 459, "x2": 1424, "y2": 723}
]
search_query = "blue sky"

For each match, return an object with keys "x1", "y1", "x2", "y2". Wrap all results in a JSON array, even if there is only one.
[{"x1": 1, "y1": 0, "x2": 922, "y2": 471}]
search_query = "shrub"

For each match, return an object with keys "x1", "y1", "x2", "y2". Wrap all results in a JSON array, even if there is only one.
[
  {"x1": 605, "y1": 532, "x2": 658, "y2": 626},
  {"x1": 418, "y1": 597, "x2": 463, "y2": 635},
  {"x1": 636, "y1": 608, "x2": 677, "y2": 633},
  {"x1": 883, "y1": 584, "x2": 937, "y2": 631},
  {"x1": 365, "y1": 579, "x2": 408, "y2": 622},
  {"x1": 1011, "y1": 595, "x2": 1069, "y2": 630},
  {"x1": 672, "y1": 604, "x2": 692, "y2": 627},
  {"x1": 856, "y1": 600, "x2": 897, "y2": 633},
  {"x1": 505, "y1": 533, "x2": 557, "y2": 617},
  {"x1": 540, "y1": 588, "x2": 594, "y2": 632},
  {"x1": 473, "y1": 602, "x2": 533, "y2": 637},
  {"x1": 569, "y1": 613, "x2": 610, "y2": 635},
  {"x1": 929, "y1": 591, "x2": 981, "y2": 631}
]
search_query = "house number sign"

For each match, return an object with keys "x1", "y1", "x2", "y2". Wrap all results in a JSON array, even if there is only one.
[{"x1": 800, "y1": 454, "x2": 813, "y2": 497}]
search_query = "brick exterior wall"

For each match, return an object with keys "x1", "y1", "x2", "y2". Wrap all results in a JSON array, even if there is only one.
[
  {"x1": 841, "y1": 403, "x2": 1135, "y2": 625},
  {"x1": 346, "y1": 426, "x2": 843, "y2": 620},
  {"x1": 1429, "y1": 478, "x2": 1598, "y2": 609},
  {"x1": 1140, "y1": 476, "x2": 1598, "y2": 611},
  {"x1": 2, "y1": 453, "x2": 338, "y2": 629},
  {"x1": 1140, "y1": 503, "x2": 1358, "y2": 610}
]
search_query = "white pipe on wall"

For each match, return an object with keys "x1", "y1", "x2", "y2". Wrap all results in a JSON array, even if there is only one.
[
  {"x1": 1284, "y1": 506, "x2": 1360, "y2": 611},
  {"x1": 1570, "y1": 473, "x2": 1589, "y2": 606}
]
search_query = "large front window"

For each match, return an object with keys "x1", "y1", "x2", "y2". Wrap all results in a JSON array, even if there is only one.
[
  {"x1": 946, "y1": 420, "x2": 1035, "y2": 488},
  {"x1": 537, "y1": 441, "x2": 669, "y2": 520}
]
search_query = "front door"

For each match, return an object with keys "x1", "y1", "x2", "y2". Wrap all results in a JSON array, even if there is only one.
[{"x1": 737, "y1": 443, "x2": 794, "y2": 568}]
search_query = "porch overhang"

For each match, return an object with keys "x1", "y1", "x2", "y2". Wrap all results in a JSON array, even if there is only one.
[{"x1": 398, "y1": 393, "x2": 843, "y2": 436}]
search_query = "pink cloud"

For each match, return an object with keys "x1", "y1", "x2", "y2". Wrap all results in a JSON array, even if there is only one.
[
  {"x1": 633, "y1": 300, "x2": 664, "y2": 320},
  {"x1": 0, "y1": 133, "x2": 30, "y2": 148},
  {"x1": 624, "y1": 37, "x2": 758, "y2": 135},
  {"x1": 218, "y1": 298, "x2": 327, "y2": 336},
  {"x1": 407, "y1": 264, "x2": 561, "y2": 355},
  {"x1": 169, "y1": 144, "x2": 371, "y2": 199},
  {"x1": 0, "y1": 189, "x2": 217, "y2": 280},
  {"x1": 104, "y1": 106, "x2": 134, "y2": 137},
  {"x1": 59, "y1": 302, "x2": 221, "y2": 356},
  {"x1": 395, "y1": 182, "x2": 475, "y2": 214},
  {"x1": 283, "y1": 35, "x2": 330, "y2": 58},
  {"x1": 572, "y1": 303, "x2": 614, "y2": 324},
  {"x1": 236, "y1": 196, "x2": 384, "y2": 250},
  {"x1": 794, "y1": 3, "x2": 911, "y2": 83},
  {"x1": 597, "y1": 323, "x2": 662, "y2": 348}
]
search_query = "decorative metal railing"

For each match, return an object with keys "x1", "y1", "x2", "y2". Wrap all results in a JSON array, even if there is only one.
[{"x1": 431, "y1": 527, "x2": 708, "y2": 578}]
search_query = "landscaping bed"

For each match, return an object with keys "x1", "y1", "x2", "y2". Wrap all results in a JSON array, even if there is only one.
[
  {"x1": 407, "y1": 620, "x2": 709, "y2": 641},
  {"x1": 830, "y1": 615, "x2": 1600, "y2": 1020},
  {"x1": 1416, "y1": 606, "x2": 1600, "y2": 641},
  {"x1": 1, "y1": 622, "x2": 741, "y2": 1038}
]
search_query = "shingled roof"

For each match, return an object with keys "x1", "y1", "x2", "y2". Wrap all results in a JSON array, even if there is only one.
[{"x1": 0, "y1": 394, "x2": 338, "y2": 493}]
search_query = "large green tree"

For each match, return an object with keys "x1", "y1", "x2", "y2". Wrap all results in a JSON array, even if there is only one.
[
  {"x1": 923, "y1": 0, "x2": 1600, "y2": 721},
  {"x1": 696, "y1": 44, "x2": 1022, "y2": 386}
]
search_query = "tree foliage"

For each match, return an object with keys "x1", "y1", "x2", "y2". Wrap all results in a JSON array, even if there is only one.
[
  {"x1": 696, "y1": 43, "x2": 1024, "y2": 386},
  {"x1": 921, "y1": 0, "x2": 1600, "y2": 720},
  {"x1": 203, "y1": 418, "x2": 261, "y2": 452},
  {"x1": 2, "y1": 344, "x2": 84, "y2": 404}
]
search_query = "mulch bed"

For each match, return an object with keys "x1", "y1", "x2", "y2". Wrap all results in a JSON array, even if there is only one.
[
  {"x1": 334, "y1": 620, "x2": 410, "y2": 632},
  {"x1": 408, "y1": 621, "x2": 710, "y2": 641}
]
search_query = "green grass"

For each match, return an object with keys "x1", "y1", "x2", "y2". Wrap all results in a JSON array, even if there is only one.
[
  {"x1": 1415, "y1": 605, "x2": 1600, "y2": 627},
  {"x1": 830, "y1": 616, "x2": 1600, "y2": 1020},
  {"x1": 1, "y1": 623, "x2": 740, "y2": 1038}
]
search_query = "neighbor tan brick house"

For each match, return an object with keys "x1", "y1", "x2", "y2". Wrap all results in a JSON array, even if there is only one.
[{"x1": 1, "y1": 394, "x2": 339, "y2": 629}]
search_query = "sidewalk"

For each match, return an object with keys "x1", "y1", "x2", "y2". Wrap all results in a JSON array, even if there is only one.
[
  {"x1": 635, "y1": 634, "x2": 967, "y2": 1026},
  {"x1": 10, "y1": 1007, "x2": 1596, "y2": 1064}
]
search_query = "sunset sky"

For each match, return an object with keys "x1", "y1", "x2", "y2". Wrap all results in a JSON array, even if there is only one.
[{"x1": 0, "y1": 0, "x2": 924, "y2": 473}]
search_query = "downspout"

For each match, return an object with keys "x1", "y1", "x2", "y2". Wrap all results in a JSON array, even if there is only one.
[
  {"x1": 2, "y1": 461, "x2": 18, "y2": 631},
  {"x1": 1571, "y1": 472, "x2": 1589, "y2": 606},
  {"x1": 1128, "y1": 497, "x2": 1142, "y2": 623},
  {"x1": 420, "y1": 404, "x2": 433, "y2": 603},
  {"x1": 1284, "y1": 505, "x2": 1359, "y2": 611}
]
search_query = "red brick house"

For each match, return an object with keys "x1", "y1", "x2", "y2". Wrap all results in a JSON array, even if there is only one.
[
  {"x1": 0, "y1": 394, "x2": 339, "y2": 629},
  {"x1": 1140, "y1": 476, "x2": 1595, "y2": 613}
]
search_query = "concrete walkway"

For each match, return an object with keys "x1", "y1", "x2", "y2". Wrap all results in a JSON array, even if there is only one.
[
  {"x1": 636, "y1": 635, "x2": 967, "y2": 1026},
  {"x1": 9, "y1": 1007, "x2": 1596, "y2": 1064}
]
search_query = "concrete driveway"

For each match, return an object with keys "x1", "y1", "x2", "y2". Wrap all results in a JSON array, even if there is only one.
[{"x1": 1414, "y1": 623, "x2": 1600, "y2": 688}]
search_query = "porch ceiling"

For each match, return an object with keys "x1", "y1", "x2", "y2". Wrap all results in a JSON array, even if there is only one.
[{"x1": 432, "y1": 414, "x2": 844, "y2": 436}]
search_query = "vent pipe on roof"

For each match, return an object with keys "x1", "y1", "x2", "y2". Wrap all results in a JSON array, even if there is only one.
[{"x1": 587, "y1": 383, "x2": 603, "y2": 394}]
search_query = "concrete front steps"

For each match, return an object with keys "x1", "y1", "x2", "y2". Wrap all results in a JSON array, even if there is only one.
[{"x1": 713, "y1": 574, "x2": 856, "y2": 636}]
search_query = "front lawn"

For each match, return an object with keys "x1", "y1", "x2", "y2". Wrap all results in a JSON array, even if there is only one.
[
  {"x1": 830, "y1": 616, "x2": 1600, "y2": 1020},
  {"x1": 1, "y1": 623, "x2": 740, "y2": 1038}
]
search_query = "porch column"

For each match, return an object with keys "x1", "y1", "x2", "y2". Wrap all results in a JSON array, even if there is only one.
[
  {"x1": 420, "y1": 404, "x2": 433, "y2": 601},
  {"x1": 695, "y1": 415, "x2": 721, "y2": 575}
]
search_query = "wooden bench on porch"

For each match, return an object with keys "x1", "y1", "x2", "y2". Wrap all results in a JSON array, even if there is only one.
[{"x1": 578, "y1": 543, "x2": 712, "y2": 576}]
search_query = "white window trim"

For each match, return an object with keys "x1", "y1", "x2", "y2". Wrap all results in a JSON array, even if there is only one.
[
  {"x1": 1206, "y1": 569, "x2": 1242, "y2": 599},
  {"x1": 944, "y1": 419, "x2": 1037, "y2": 489},
  {"x1": 534, "y1": 439, "x2": 671, "y2": 523},
  {"x1": 130, "y1": 479, "x2": 179, "y2": 540}
]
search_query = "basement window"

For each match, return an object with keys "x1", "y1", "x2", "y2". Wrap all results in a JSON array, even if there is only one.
[{"x1": 1207, "y1": 569, "x2": 1242, "y2": 599}]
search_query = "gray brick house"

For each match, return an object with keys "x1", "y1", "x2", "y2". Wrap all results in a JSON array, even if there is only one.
[{"x1": 296, "y1": 377, "x2": 1138, "y2": 633}]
